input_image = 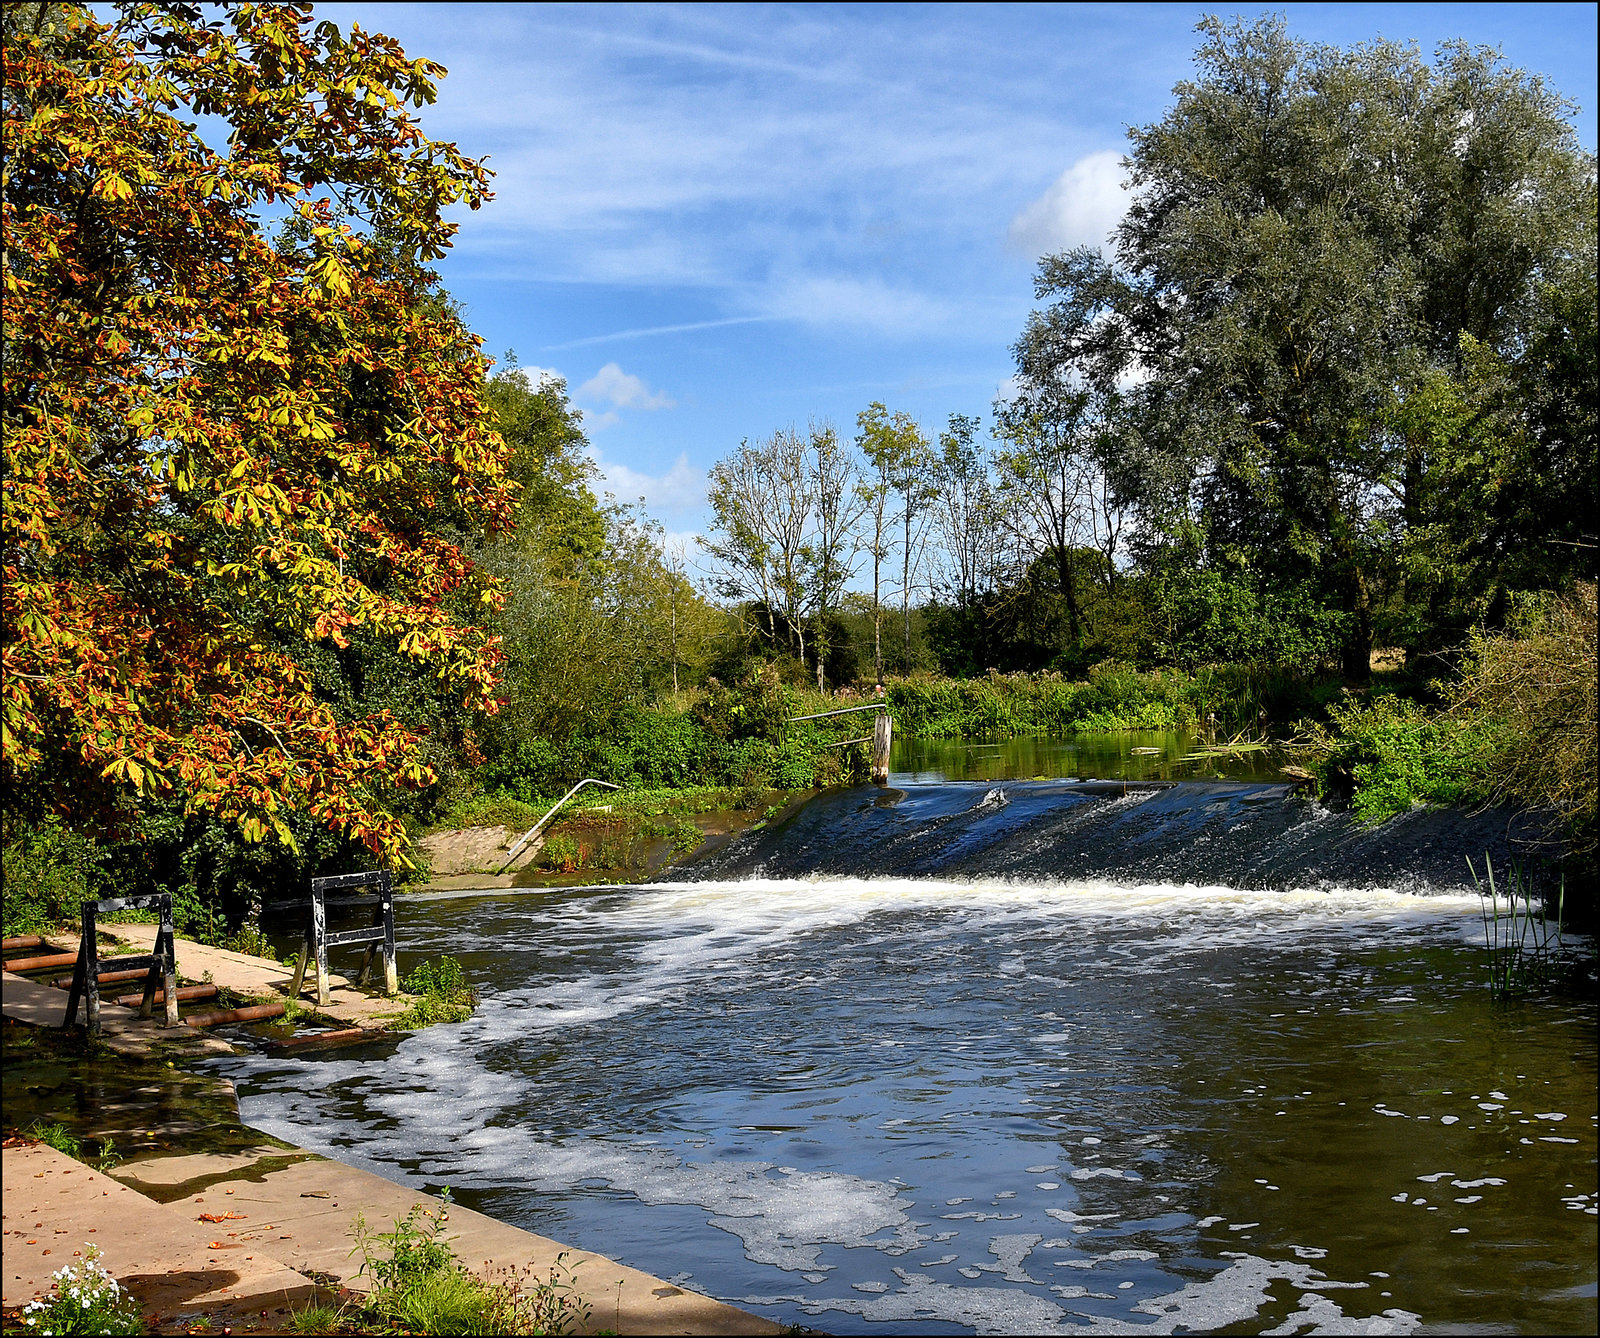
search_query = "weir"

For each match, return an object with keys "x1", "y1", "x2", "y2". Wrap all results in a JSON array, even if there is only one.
[{"x1": 679, "y1": 779, "x2": 1558, "y2": 894}]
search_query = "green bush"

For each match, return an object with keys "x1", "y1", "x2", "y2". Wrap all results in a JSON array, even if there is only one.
[
  {"x1": 537, "y1": 833, "x2": 580, "y2": 872},
  {"x1": 352, "y1": 1189, "x2": 589, "y2": 1335},
  {"x1": 691, "y1": 664, "x2": 792, "y2": 744},
  {"x1": 395, "y1": 956, "x2": 478, "y2": 1028},
  {"x1": 478, "y1": 735, "x2": 569, "y2": 804},
  {"x1": 1310, "y1": 694, "x2": 1506, "y2": 823},
  {"x1": 1304, "y1": 587, "x2": 1598, "y2": 858},
  {"x1": 1, "y1": 819, "x2": 98, "y2": 937}
]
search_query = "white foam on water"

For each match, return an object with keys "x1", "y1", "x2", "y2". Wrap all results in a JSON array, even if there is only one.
[
  {"x1": 410, "y1": 875, "x2": 1486, "y2": 1048},
  {"x1": 751, "y1": 1252, "x2": 1421, "y2": 1335},
  {"x1": 633, "y1": 876, "x2": 1483, "y2": 953}
]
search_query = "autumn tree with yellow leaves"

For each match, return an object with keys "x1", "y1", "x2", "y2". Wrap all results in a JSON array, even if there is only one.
[{"x1": 2, "y1": 3, "x2": 513, "y2": 869}]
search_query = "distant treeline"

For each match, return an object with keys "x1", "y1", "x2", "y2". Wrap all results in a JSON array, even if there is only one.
[{"x1": 6, "y1": 14, "x2": 1594, "y2": 938}]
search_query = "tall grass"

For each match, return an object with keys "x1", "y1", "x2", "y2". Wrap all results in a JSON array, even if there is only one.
[
  {"x1": 1469, "y1": 854, "x2": 1567, "y2": 999},
  {"x1": 1452, "y1": 583, "x2": 1597, "y2": 864},
  {"x1": 350, "y1": 1189, "x2": 590, "y2": 1335}
]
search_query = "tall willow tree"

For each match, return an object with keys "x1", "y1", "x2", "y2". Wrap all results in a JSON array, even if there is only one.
[{"x1": 1016, "y1": 16, "x2": 1597, "y2": 677}]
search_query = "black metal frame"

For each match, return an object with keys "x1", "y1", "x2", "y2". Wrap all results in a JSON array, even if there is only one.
[
  {"x1": 282, "y1": 870, "x2": 397, "y2": 1006},
  {"x1": 64, "y1": 894, "x2": 178, "y2": 1034}
]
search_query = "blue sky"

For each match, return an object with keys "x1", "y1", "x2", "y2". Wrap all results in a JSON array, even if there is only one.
[{"x1": 325, "y1": 2, "x2": 1598, "y2": 547}]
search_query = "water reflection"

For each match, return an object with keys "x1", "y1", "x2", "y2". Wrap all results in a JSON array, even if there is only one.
[{"x1": 891, "y1": 731, "x2": 1283, "y2": 784}]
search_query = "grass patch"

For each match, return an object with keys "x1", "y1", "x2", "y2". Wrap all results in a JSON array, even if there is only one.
[
  {"x1": 285, "y1": 1301, "x2": 345, "y2": 1335},
  {"x1": 350, "y1": 1190, "x2": 589, "y2": 1335},
  {"x1": 391, "y1": 957, "x2": 478, "y2": 1029},
  {"x1": 26, "y1": 1120, "x2": 122, "y2": 1173}
]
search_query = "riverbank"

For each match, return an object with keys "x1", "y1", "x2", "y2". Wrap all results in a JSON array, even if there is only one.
[
  {"x1": 1, "y1": 942, "x2": 780, "y2": 1334},
  {"x1": 417, "y1": 789, "x2": 810, "y2": 890}
]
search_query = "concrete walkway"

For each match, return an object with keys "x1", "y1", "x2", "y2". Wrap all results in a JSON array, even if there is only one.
[
  {"x1": 3, "y1": 1140, "x2": 779, "y2": 1335},
  {"x1": 3, "y1": 1143, "x2": 323, "y2": 1328},
  {"x1": 98, "y1": 923, "x2": 411, "y2": 1029}
]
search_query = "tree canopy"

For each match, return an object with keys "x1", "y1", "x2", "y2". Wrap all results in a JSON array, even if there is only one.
[
  {"x1": 1014, "y1": 16, "x2": 1597, "y2": 677},
  {"x1": 2, "y1": 2, "x2": 514, "y2": 863}
]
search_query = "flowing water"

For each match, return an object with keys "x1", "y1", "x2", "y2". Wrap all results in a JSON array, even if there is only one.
[{"x1": 227, "y1": 781, "x2": 1596, "y2": 1335}]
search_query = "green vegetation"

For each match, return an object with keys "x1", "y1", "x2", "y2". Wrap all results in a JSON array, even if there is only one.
[
  {"x1": 394, "y1": 958, "x2": 479, "y2": 1029},
  {"x1": 1471, "y1": 856, "x2": 1568, "y2": 998},
  {"x1": 26, "y1": 1120, "x2": 121, "y2": 1173},
  {"x1": 885, "y1": 662, "x2": 1338, "y2": 739},
  {"x1": 1301, "y1": 586, "x2": 1597, "y2": 877},
  {"x1": 349, "y1": 1191, "x2": 589, "y2": 1335},
  {"x1": 0, "y1": 820, "x2": 97, "y2": 938},
  {"x1": 15, "y1": 1245, "x2": 144, "y2": 1335},
  {"x1": 285, "y1": 1302, "x2": 345, "y2": 1336},
  {"x1": 2, "y1": 8, "x2": 1592, "y2": 939}
]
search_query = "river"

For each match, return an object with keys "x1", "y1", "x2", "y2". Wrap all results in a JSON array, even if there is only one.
[{"x1": 225, "y1": 757, "x2": 1597, "y2": 1335}]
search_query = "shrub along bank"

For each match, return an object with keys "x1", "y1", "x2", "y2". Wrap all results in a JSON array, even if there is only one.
[
  {"x1": 475, "y1": 665, "x2": 875, "y2": 802},
  {"x1": 1303, "y1": 585, "x2": 1597, "y2": 876},
  {"x1": 883, "y1": 661, "x2": 1343, "y2": 739}
]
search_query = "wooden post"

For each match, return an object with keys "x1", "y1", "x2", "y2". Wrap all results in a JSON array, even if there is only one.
[
  {"x1": 311, "y1": 887, "x2": 330, "y2": 1006},
  {"x1": 66, "y1": 901, "x2": 100, "y2": 1034},
  {"x1": 289, "y1": 886, "x2": 332, "y2": 1007},
  {"x1": 871, "y1": 711, "x2": 893, "y2": 785},
  {"x1": 145, "y1": 899, "x2": 178, "y2": 1027},
  {"x1": 380, "y1": 879, "x2": 398, "y2": 995}
]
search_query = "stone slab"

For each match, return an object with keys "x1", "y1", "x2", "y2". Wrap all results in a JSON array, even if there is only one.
[
  {"x1": 2, "y1": 971, "x2": 233, "y2": 1059},
  {"x1": 114, "y1": 1154, "x2": 781, "y2": 1335},
  {"x1": 1, "y1": 1143, "x2": 322, "y2": 1328}
]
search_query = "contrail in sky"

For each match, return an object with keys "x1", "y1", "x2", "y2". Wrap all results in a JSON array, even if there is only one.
[{"x1": 542, "y1": 316, "x2": 777, "y2": 350}]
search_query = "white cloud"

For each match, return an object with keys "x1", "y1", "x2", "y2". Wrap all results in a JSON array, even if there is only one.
[
  {"x1": 763, "y1": 274, "x2": 948, "y2": 334},
  {"x1": 589, "y1": 449, "x2": 706, "y2": 516},
  {"x1": 1007, "y1": 150, "x2": 1128, "y2": 257},
  {"x1": 576, "y1": 362, "x2": 676, "y2": 411}
]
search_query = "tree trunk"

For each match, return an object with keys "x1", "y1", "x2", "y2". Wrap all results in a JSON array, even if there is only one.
[
  {"x1": 1339, "y1": 566, "x2": 1373, "y2": 683},
  {"x1": 1054, "y1": 546, "x2": 1083, "y2": 646},
  {"x1": 902, "y1": 509, "x2": 912, "y2": 670},
  {"x1": 873, "y1": 544, "x2": 883, "y2": 684}
]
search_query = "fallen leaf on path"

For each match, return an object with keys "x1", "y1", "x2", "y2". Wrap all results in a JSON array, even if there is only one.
[{"x1": 199, "y1": 1212, "x2": 246, "y2": 1222}]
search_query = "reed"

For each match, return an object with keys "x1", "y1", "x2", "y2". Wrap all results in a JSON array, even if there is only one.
[{"x1": 1468, "y1": 854, "x2": 1565, "y2": 999}]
